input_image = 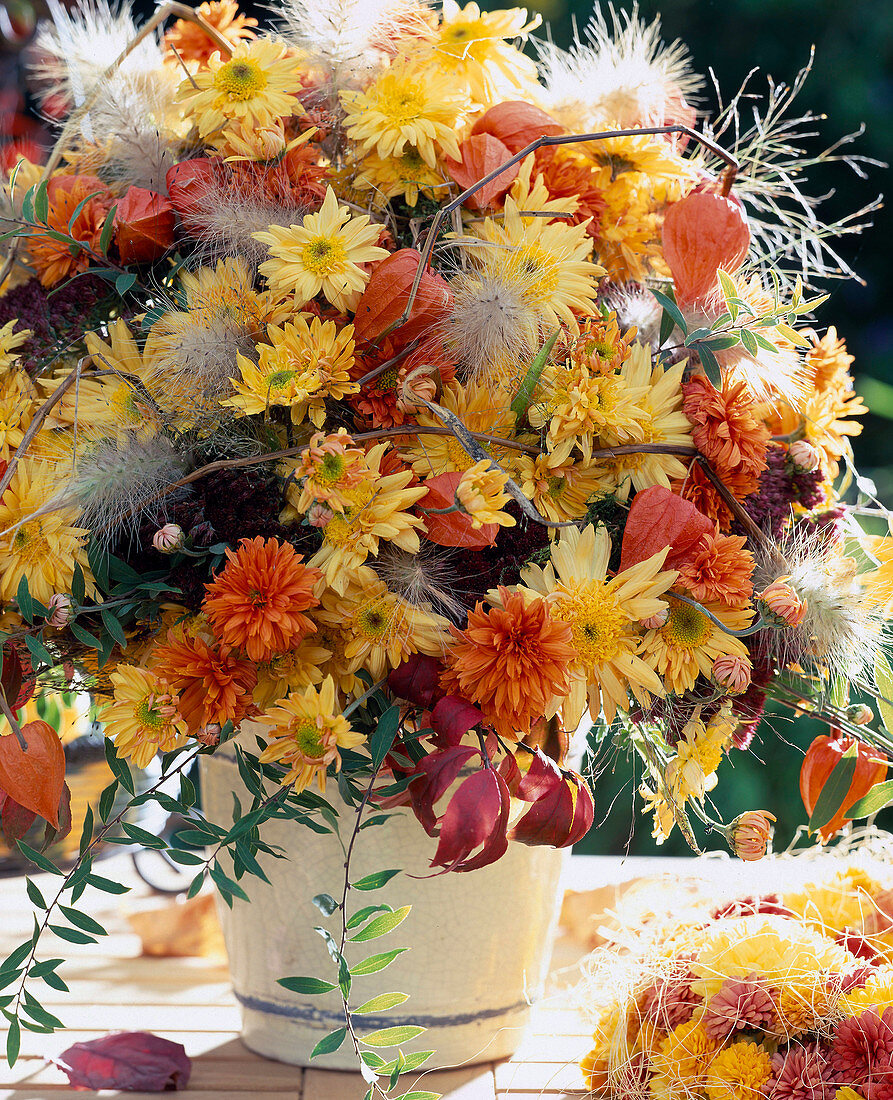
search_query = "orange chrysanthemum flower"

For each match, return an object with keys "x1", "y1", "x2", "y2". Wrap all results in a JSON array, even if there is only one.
[
  {"x1": 806, "y1": 326, "x2": 855, "y2": 394},
  {"x1": 202, "y1": 537, "x2": 322, "y2": 662},
  {"x1": 676, "y1": 529, "x2": 755, "y2": 609},
  {"x1": 164, "y1": 0, "x2": 257, "y2": 66},
  {"x1": 672, "y1": 461, "x2": 758, "y2": 533},
  {"x1": 534, "y1": 147, "x2": 607, "y2": 241},
  {"x1": 683, "y1": 373, "x2": 770, "y2": 480},
  {"x1": 152, "y1": 630, "x2": 257, "y2": 731},
  {"x1": 439, "y1": 587, "x2": 576, "y2": 739},
  {"x1": 28, "y1": 175, "x2": 113, "y2": 287}
]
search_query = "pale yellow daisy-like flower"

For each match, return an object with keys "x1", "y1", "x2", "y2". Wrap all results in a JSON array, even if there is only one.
[
  {"x1": 255, "y1": 187, "x2": 389, "y2": 312},
  {"x1": 105, "y1": 665, "x2": 188, "y2": 769},
  {"x1": 665, "y1": 706, "x2": 734, "y2": 803},
  {"x1": 639, "y1": 595, "x2": 752, "y2": 697},
  {"x1": 340, "y1": 58, "x2": 467, "y2": 169},
  {"x1": 471, "y1": 197, "x2": 605, "y2": 333},
  {"x1": 0, "y1": 367, "x2": 36, "y2": 461},
  {"x1": 177, "y1": 37, "x2": 302, "y2": 137},
  {"x1": 309, "y1": 444, "x2": 427, "y2": 593},
  {"x1": 255, "y1": 676, "x2": 366, "y2": 793},
  {"x1": 515, "y1": 440, "x2": 606, "y2": 526},
  {"x1": 317, "y1": 566, "x2": 450, "y2": 681},
  {"x1": 253, "y1": 638, "x2": 331, "y2": 711},
  {"x1": 222, "y1": 317, "x2": 358, "y2": 427},
  {"x1": 0, "y1": 458, "x2": 95, "y2": 604},
  {"x1": 0, "y1": 319, "x2": 29, "y2": 371},
  {"x1": 431, "y1": 1, "x2": 541, "y2": 104},
  {"x1": 519, "y1": 523, "x2": 677, "y2": 727},
  {"x1": 352, "y1": 146, "x2": 449, "y2": 208},
  {"x1": 282, "y1": 429, "x2": 367, "y2": 520},
  {"x1": 455, "y1": 460, "x2": 515, "y2": 529}
]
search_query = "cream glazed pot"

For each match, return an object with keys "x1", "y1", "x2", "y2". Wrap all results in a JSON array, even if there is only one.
[{"x1": 200, "y1": 720, "x2": 577, "y2": 1069}]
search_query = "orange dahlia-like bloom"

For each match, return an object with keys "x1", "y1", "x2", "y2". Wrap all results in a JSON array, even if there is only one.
[
  {"x1": 676, "y1": 529, "x2": 755, "y2": 609},
  {"x1": 534, "y1": 147, "x2": 606, "y2": 241},
  {"x1": 151, "y1": 630, "x2": 257, "y2": 731},
  {"x1": 28, "y1": 175, "x2": 113, "y2": 287},
  {"x1": 164, "y1": 0, "x2": 257, "y2": 66},
  {"x1": 202, "y1": 537, "x2": 322, "y2": 662},
  {"x1": 672, "y1": 462, "x2": 758, "y2": 533},
  {"x1": 682, "y1": 373, "x2": 770, "y2": 480},
  {"x1": 806, "y1": 326, "x2": 855, "y2": 394},
  {"x1": 439, "y1": 587, "x2": 576, "y2": 739}
]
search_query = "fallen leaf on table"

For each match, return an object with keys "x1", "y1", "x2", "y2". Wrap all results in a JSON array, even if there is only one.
[
  {"x1": 56, "y1": 1031, "x2": 191, "y2": 1091},
  {"x1": 126, "y1": 892, "x2": 225, "y2": 957}
]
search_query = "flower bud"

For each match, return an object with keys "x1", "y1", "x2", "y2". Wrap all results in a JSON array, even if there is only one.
[
  {"x1": 788, "y1": 439, "x2": 821, "y2": 473},
  {"x1": 641, "y1": 608, "x2": 669, "y2": 630},
  {"x1": 255, "y1": 127, "x2": 287, "y2": 160},
  {"x1": 729, "y1": 810, "x2": 776, "y2": 861},
  {"x1": 712, "y1": 654, "x2": 752, "y2": 695},
  {"x1": 756, "y1": 579, "x2": 807, "y2": 627},
  {"x1": 846, "y1": 703, "x2": 874, "y2": 727},
  {"x1": 152, "y1": 523, "x2": 185, "y2": 553},
  {"x1": 307, "y1": 502, "x2": 335, "y2": 528},
  {"x1": 194, "y1": 723, "x2": 221, "y2": 747},
  {"x1": 46, "y1": 593, "x2": 73, "y2": 628}
]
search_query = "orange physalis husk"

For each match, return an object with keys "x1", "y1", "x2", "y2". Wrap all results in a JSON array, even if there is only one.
[
  {"x1": 352, "y1": 248, "x2": 453, "y2": 345},
  {"x1": 0, "y1": 719, "x2": 65, "y2": 827},
  {"x1": 470, "y1": 100, "x2": 564, "y2": 154},
  {"x1": 799, "y1": 734, "x2": 888, "y2": 840},
  {"x1": 444, "y1": 134, "x2": 519, "y2": 211},
  {"x1": 662, "y1": 188, "x2": 750, "y2": 305},
  {"x1": 114, "y1": 186, "x2": 176, "y2": 264}
]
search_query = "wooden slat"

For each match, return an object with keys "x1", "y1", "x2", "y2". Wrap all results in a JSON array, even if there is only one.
[{"x1": 304, "y1": 1066, "x2": 496, "y2": 1100}]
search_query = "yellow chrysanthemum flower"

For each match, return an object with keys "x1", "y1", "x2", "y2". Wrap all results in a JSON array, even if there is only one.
[
  {"x1": 318, "y1": 566, "x2": 450, "y2": 681},
  {"x1": 784, "y1": 868, "x2": 883, "y2": 935},
  {"x1": 519, "y1": 523, "x2": 677, "y2": 727},
  {"x1": 352, "y1": 147, "x2": 449, "y2": 207},
  {"x1": 842, "y1": 964, "x2": 893, "y2": 1015},
  {"x1": 255, "y1": 187, "x2": 389, "y2": 312},
  {"x1": 340, "y1": 58, "x2": 467, "y2": 169},
  {"x1": 665, "y1": 706, "x2": 735, "y2": 803},
  {"x1": 515, "y1": 441, "x2": 606, "y2": 526},
  {"x1": 0, "y1": 458, "x2": 94, "y2": 605},
  {"x1": 177, "y1": 37, "x2": 302, "y2": 137},
  {"x1": 704, "y1": 1040, "x2": 772, "y2": 1100},
  {"x1": 432, "y1": 1, "x2": 541, "y2": 104},
  {"x1": 455, "y1": 460, "x2": 515, "y2": 529},
  {"x1": 639, "y1": 595, "x2": 752, "y2": 697},
  {"x1": 253, "y1": 639, "x2": 330, "y2": 711},
  {"x1": 255, "y1": 677, "x2": 366, "y2": 793},
  {"x1": 651, "y1": 1017, "x2": 718, "y2": 1095},
  {"x1": 222, "y1": 317, "x2": 358, "y2": 427},
  {"x1": 105, "y1": 665, "x2": 189, "y2": 769},
  {"x1": 471, "y1": 197, "x2": 606, "y2": 333},
  {"x1": 0, "y1": 319, "x2": 29, "y2": 371},
  {"x1": 0, "y1": 367, "x2": 36, "y2": 461},
  {"x1": 836, "y1": 1091, "x2": 868, "y2": 1100},
  {"x1": 400, "y1": 380, "x2": 516, "y2": 476},
  {"x1": 309, "y1": 444, "x2": 427, "y2": 592}
]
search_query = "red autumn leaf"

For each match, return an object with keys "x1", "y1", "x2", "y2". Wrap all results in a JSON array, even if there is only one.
[
  {"x1": 509, "y1": 757, "x2": 595, "y2": 848},
  {"x1": 56, "y1": 1032, "x2": 192, "y2": 1091},
  {"x1": 42, "y1": 781, "x2": 72, "y2": 849},
  {"x1": 2, "y1": 642, "x2": 35, "y2": 709},
  {"x1": 409, "y1": 744, "x2": 479, "y2": 835},
  {"x1": 430, "y1": 768, "x2": 510, "y2": 873},
  {"x1": 662, "y1": 188, "x2": 751, "y2": 306},
  {"x1": 353, "y1": 248, "x2": 454, "y2": 345},
  {"x1": 420, "y1": 472, "x2": 497, "y2": 549},
  {"x1": 470, "y1": 100, "x2": 564, "y2": 154},
  {"x1": 0, "y1": 789, "x2": 37, "y2": 845},
  {"x1": 165, "y1": 158, "x2": 217, "y2": 236},
  {"x1": 514, "y1": 747, "x2": 562, "y2": 802},
  {"x1": 115, "y1": 186, "x2": 176, "y2": 264},
  {"x1": 388, "y1": 654, "x2": 444, "y2": 709},
  {"x1": 431, "y1": 695, "x2": 485, "y2": 747},
  {"x1": 444, "y1": 133, "x2": 520, "y2": 211},
  {"x1": 619, "y1": 486, "x2": 713, "y2": 573},
  {"x1": 498, "y1": 750, "x2": 522, "y2": 796},
  {"x1": 0, "y1": 720, "x2": 65, "y2": 828}
]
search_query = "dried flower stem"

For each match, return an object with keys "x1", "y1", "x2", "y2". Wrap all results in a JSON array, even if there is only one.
[{"x1": 0, "y1": 690, "x2": 27, "y2": 750}]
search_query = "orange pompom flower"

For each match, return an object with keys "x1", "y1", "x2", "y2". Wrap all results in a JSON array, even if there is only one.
[
  {"x1": 676, "y1": 529, "x2": 755, "y2": 609},
  {"x1": 28, "y1": 175, "x2": 113, "y2": 287},
  {"x1": 439, "y1": 587, "x2": 576, "y2": 739},
  {"x1": 682, "y1": 373, "x2": 770, "y2": 480},
  {"x1": 202, "y1": 537, "x2": 322, "y2": 662},
  {"x1": 152, "y1": 631, "x2": 256, "y2": 731}
]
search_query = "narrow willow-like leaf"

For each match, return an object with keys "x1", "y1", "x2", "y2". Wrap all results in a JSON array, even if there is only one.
[{"x1": 349, "y1": 906, "x2": 411, "y2": 943}]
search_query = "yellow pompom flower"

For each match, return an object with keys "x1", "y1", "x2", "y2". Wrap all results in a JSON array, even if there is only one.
[
  {"x1": 178, "y1": 37, "x2": 302, "y2": 137},
  {"x1": 519, "y1": 523, "x2": 677, "y2": 727},
  {"x1": 340, "y1": 58, "x2": 467, "y2": 168},
  {"x1": 651, "y1": 1017, "x2": 718, "y2": 1094},
  {"x1": 105, "y1": 665, "x2": 189, "y2": 769},
  {"x1": 835, "y1": 1091, "x2": 868, "y2": 1100},
  {"x1": 704, "y1": 1040, "x2": 772, "y2": 1100},
  {"x1": 432, "y1": 2, "x2": 541, "y2": 104},
  {"x1": 255, "y1": 677, "x2": 366, "y2": 793},
  {"x1": 255, "y1": 187, "x2": 389, "y2": 312},
  {"x1": 0, "y1": 459, "x2": 94, "y2": 605},
  {"x1": 222, "y1": 317, "x2": 358, "y2": 426},
  {"x1": 784, "y1": 867, "x2": 883, "y2": 935},
  {"x1": 455, "y1": 460, "x2": 516, "y2": 529}
]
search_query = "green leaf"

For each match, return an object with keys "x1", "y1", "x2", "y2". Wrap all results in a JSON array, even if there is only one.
[
  {"x1": 84, "y1": 873, "x2": 130, "y2": 895},
  {"x1": 121, "y1": 822, "x2": 167, "y2": 849},
  {"x1": 696, "y1": 344, "x2": 722, "y2": 389},
  {"x1": 352, "y1": 869, "x2": 401, "y2": 892},
  {"x1": 347, "y1": 905, "x2": 390, "y2": 930},
  {"x1": 25, "y1": 879, "x2": 46, "y2": 909},
  {"x1": 370, "y1": 706, "x2": 401, "y2": 773},
  {"x1": 846, "y1": 779, "x2": 893, "y2": 819},
  {"x1": 701, "y1": 334, "x2": 740, "y2": 351},
  {"x1": 103, "y1": 740, "x2": 135, "y2": 795},
  {"x1": 739, "y1": 327, "x2": 759, "y2": 357},
  {"x1": 389, "y1": 1048, "x2": 406, "y2": 1089},
  {"x1": 28, "y1": 958, "x2": 63, "y2": 978},
  {"x1": 875, "y1": 653, "x2": 893, "y2": 733},
  {"x1": 650, "y1": 288, "x2": 688, "y2": 337},
  {"x1": 808, "y1": 743, "x2": 859, "y2": 832},
  {"x1": 186, "y1": 872, "x2": 205, "y2": 900},
  {"x1": 350, "y1": 949, "x2": 407, "y2": 976},
  {"x1": 70, "y1": 622, "x2": 102, "y2": 649},
  {"x1": 361, "y1": 1025, "x2": 426, "y2": 1048},
  {"x1": 79, "y1": 805, "x2": 94, "y2": 858},
  {"x1": 166, "y1": 848, "x2": 206, "y2": 866},
  {"x1": 32, "y1": 180, "x2": 49, "y2": 225},
  {"x1": 716, "y1": 269, "x2": 739, "y2": 320},
  {"x1": 7, "y1": 1015, "x2": 20, "y2": 1065},
  {"x1": 17, "y1": 842, "x2": 63, "y2": 875},
  {"x1": 49, "y1": 925, "x2": 96, "y2": 945},
  {"x1": 23, "y1": 634, "x2": 54, "y2": 668},
  {"x1": 21, "y1": 997, "x2": 63, "y2": 1030},
  {"x1": 349, "y1": 906, "x2": 411, "y2": 942},
  {"x1": 66, "y1": 189, "x2": 104, "y2": 234},
  {"x1": 312, "y1": 893, "x2": 339, "y2": 917},
  {"x1": 58, "y1": 907, "x2": 107, "y2": 936},
  {"x1": 99, "y1": 205, "x2": 117, "y2": 255},
  {"x1": 353, "y1": 992, "x2": 409, "y2": 1015},
  {"x1": 16, "y1": 575, "x2": 33, "y2": 623},
  {"x1": 97, "y1": 780, "x2": 118, "y2": 823},
  {"x1": 380, "y1": 1050, "x2": 434, "y2": 1075},
  {"x1": 100, "y1": 609, "x2": 128, "y2": 648},
  {"x1": 115, "y1": 272, "x2": 137, "y2": 295},
  {"x1": 310, "y1": 1027, "x2": 347, "y2": 1058},
  {"x1": 394, "y1": 1092, "x2": 441, "y2": 1100},
  {"x1": 179, "y1": 773, "x2": 197, "y2": 807},
  {"x1": 1, "y1": 942, "x2": 34, "y2": 973},
  {"x1": 209, "y1": 863, "x2": 250, "y2": 903},
  {"x1": 40, "y1": 971, "x2": 69, "y2": 992},
  {"x1": 276, "y1": 976, "x2": 336, "y2": 995},
  {"x1": 361, "y1": 1051, "x2": 387, "y2": 1069},
  {"x1": 510, "y1": 328, "x2": 560, "y2": 422}
]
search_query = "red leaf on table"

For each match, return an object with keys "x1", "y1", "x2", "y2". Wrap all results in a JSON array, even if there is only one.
[
  {"x1": 618, "y1": 486, "x2": 713, "y2": 573},
  {"x1": 57, "y1": 1032, "x2": 192, "y2": 1091},
  {"x1": 430, "y1": 768, "x2": 510, "y2": 873},
  {"x1": 419, "y1": 473, "x2": 498, "y2": 549},
  {"x1": 0, "y1": 720, "x2": 65, "y2": 827}
]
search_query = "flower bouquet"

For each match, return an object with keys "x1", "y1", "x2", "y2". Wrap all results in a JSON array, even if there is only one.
[
  {"x1": 0, "y1": 0, "x2": 890, "y2": 1082},
  {"x1": 580, "y1": 850, "x2": 893, "y2": 1098}
]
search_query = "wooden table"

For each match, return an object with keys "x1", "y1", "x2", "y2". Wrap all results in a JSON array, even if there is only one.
[{"x1": 0, "y1": 853, "x2": 720, "y2": 1100}]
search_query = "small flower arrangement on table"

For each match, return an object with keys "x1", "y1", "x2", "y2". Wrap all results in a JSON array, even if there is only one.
[
  {"x1": 0, "y1": 0, "x2": 890, "y2": 1083},
  {"x1": 580, "y1": 852, "x2": 893, "y2": 1098}
]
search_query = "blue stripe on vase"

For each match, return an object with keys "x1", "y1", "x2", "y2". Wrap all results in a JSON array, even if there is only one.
[{"x1": 235, "y1": 990, "x2": 535, "y2": 1030}]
